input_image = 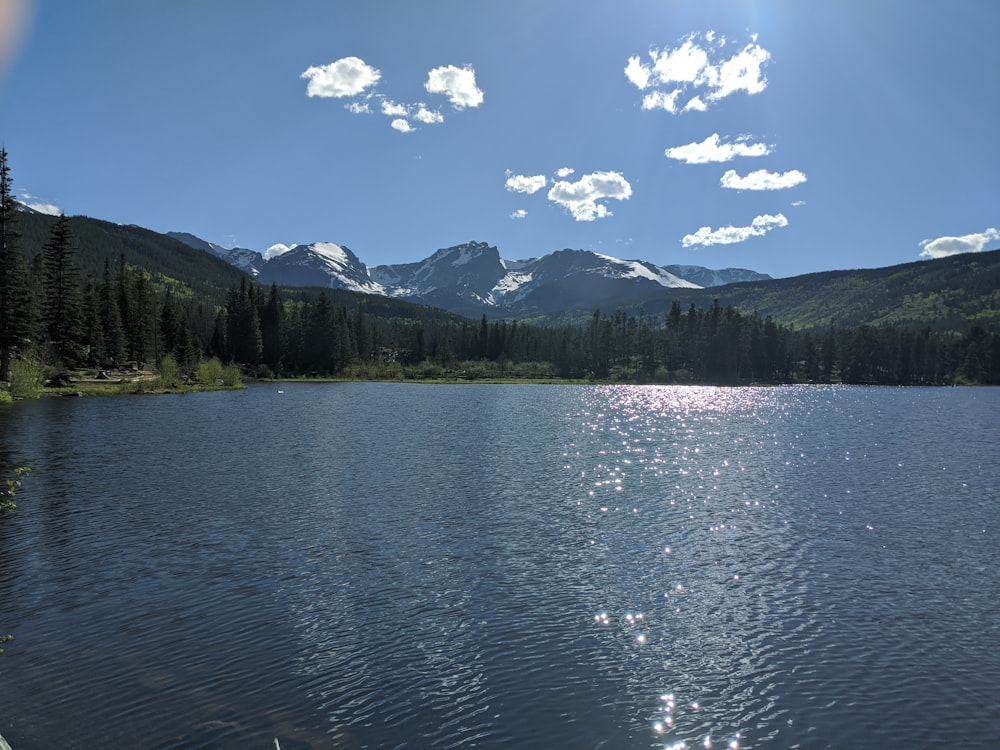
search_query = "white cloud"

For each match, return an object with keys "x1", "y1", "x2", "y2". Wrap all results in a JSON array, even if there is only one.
[
  {"x1": 704, "y1": 42, "x2": 770, "y2": 100},
  {"x1": 265, "y1": 243, "x2": 291, "y2": 260},
  {"x1": 302, "y1": 57, "x2": 381, "y2": 98},
  {"x1": 624, "y1": 56, "x2": 651, "y2": 89},
  {"x1": 720, "y1": 168, "x2": 807, "y2": 190},
  {"x1": 19, "y1": 192, "x2": 61, "y2": 215},
  {"x1": 650, "y1": 38, "x2": 710, "y2": 85},
  {"x1": 682, "y1": 213, "x2": 788, "y2": 247},
  {"x1": 665, "y1": 133, "x2": 771, "y2": 164},
  {"x1": 425, "y1": 65, "x2": 484, "y2": 109},
  {"x1": 555, "y1": 167, "x2": 575, "y2": 178},
  {"x1": 505, "y1": 173, "x2": 547, "y2": 194},
  {"x1": 413, "y1": 106, "x2": 444, "y2": 124},
  {"x1": 918, "y1": 227, "x2": 1000, "y2": 259},
  {"x1": 346, "y1": 101, "x2": 371, "y2": 114},
  {"x1": 791, "y1": 200, "x2": 807, "y2": 206},
  {"x1": 380, "y1": 98, "x2": 409, "y2": 117},
  {"x1": 683, "y1": 96, "x2": 707, "y2": 112},
  {"x1": 510, "y1": 209, "x2": 528, "y2": 219},
  {"x1": 390, "y1": 118, "x2": 414, "y2": 133},
  {"x1": 626, "y1": 32, "x2": 770, "y2": 114},
  {"x1": 547, "y1": 171, "x2": 632, "y2": 222},
  {"x1": 641, "y1": 89, "x2": 683, "y2": 113}
]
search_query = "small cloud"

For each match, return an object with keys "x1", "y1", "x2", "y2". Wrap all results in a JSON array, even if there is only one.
[
  {"x1": 425, "y1": 64, "x2": 484, "y2": 109},
  {"x1": 791, "y1": 200, "x2": 806, "y2": 207},
  {"x1": 505, "y1": 173, "x2": 547, "y2": 194},
  {"x1": 626, "y1": 32, "x2": 770, "y2": 114},
  {"x1": 302, "y1": 57, "x2": 381, "y2": 98},
  {"x1": 346, "y1": 101, "x2": 371, "y2": 114},
  {"x1": 624, "y1": 56, "x2": 651, "y2": 89},
  {"x1": 391, "y1": 118, "x2": 414, "y2": 133},
  {"x1": 380, "y1": 98, "x2": 409, "y2": 117},
  {"x1": 19, "y1": 192, "x2": 61, "y2": 215},
  {"x1": 919, "y1": 227, "x2": 999, "y2": 259},
  {"x1": 510, "y1": 209, "x2": 528, "y2": 219},
  {"x1": 720, "y1": 168, "x2": 807, "y2": 190},
  {"x1": 708, "y1": 42, "x2": 770, "y2": 100},
  {"x1": 665, "y1": 133, "x2": 771, "y2": 164},
  {"x1": 413, "y1": 106, "x2": 444, "y2": 124},
  {"x1": 641, "y1": 88, "x2": 683, "y2": 113},
  {"x1": 555, "y1": 167, "x2": 575, "y2": 178},
  {"x1": 683, "y1": 96, "x2": 707, "y2": 112},
  {"x1": 547, "y1": 171, "x2": 632, "y2": 222},
  {"x1": 265, "y1": 243, "x2": 291, "y2": 260},
  {"x1": 682, "y1": 213, "x2": 788, "y2": 247}
]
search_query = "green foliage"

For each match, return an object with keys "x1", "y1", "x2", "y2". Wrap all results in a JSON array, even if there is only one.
[
  {"x1": 2, "y1": 466, "x2": 30, "y2": 653},
  {"x1": 196, "y1": 357, "x2": 225, "y2": 385},
  {"x1": 2, "y1": 466, "x2": 30, "y2": 515},
  {"x1": 157, "y1": 354, "x2": 180, "y2": 388},
  {"x1": 195, "y1": 357, "x2": 244, "y2": 388},
  {"x1": 9, "y1": 355, "x2": 44, "y2": 397},
  {"x1": 0, "y1": 389, "x2": 10, "y2": 404}
]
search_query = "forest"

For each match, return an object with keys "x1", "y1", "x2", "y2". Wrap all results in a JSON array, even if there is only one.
[{"x1": 2, "y1": 148, "x2": 999, "y2": 390}]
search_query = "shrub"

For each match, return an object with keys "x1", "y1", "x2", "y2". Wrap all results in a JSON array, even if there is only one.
[
  {"x1": 196, "y1": 357, "x2": 225, "y2": 386},
  {"x1": 157, "y1": 355, "x2": 180, "y2": 388},
  {"x1": 9, "y1": 356, "x2": 44, "y2": 398}
]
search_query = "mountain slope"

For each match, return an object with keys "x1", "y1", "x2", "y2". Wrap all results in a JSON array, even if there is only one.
[
  {"x1": 175, "y1": 233, "x2": 767, "y2": 317},
  {"x1": 17, "y1": 212, "x2": 248, "y2": 300},
  {"x1": 257, "y1": 242, "x2": 383, "y2": 293},
  {"x1": 615, "y1": 249, "x2": 1000, "y2": 333}
]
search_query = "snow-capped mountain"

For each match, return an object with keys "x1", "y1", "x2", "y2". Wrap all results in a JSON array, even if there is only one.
[
  {"x1": 368, "y1": 242, "x2": 759, "y2": 316},
  {"x1": 661, "y1": 264, "x2": 771, "y2": 288},
  {"x1": 171, "y1": 233, "x2": 771, "y2": 317},
  {"x1": 257, "y1": 242, "x2": 384, "y2": 294},
  {"x1": 167, "y1": 232, "x2": 264, "y2": 277}
]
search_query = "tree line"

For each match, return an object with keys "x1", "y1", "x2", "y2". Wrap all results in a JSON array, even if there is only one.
[{"x1": 2, "y1": 148, "x2": 998, "y2": 386}]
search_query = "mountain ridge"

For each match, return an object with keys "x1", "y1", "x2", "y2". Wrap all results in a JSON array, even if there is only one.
[{"x1": 169, "y1": 234, "x2": 771, "y2": 318}]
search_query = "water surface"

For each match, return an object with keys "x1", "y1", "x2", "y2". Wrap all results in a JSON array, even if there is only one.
[{"x1": 0, "y1": 384, "x2": 997, "y2": 748}]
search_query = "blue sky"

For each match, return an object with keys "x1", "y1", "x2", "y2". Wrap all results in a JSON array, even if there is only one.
[{"x1": 1, "y1": 0, "x2": 997, "y2": 278}]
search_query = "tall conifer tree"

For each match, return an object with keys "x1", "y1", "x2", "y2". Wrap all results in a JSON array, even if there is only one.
[
  {"x1": 42, "y1": 214, "x2": 84, "y2": 365},
  {"x1": 0, "y1": 148, "x2": 33, "y2": 382}
]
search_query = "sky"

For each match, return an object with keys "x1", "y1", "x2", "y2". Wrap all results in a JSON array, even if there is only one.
[{"x1": 0, "y1": 0, "x2": 997, "y2": 278}]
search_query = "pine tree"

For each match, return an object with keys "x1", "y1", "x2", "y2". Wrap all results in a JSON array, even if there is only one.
[
  {"x1": 0, "y1": 148, "x2": 33, "y2": 382},
  {"x1": 98, "y1": 258, "x2": 126, "y2": 366},
  {"x1": 41, "y1": 214, "x2": 84, "y2": 366}
]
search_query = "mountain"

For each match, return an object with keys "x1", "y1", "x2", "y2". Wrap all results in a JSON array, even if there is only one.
[
  {"x1": 19, "y1": 211, "x2": 999, "y2": 336},
  {"x1": 660, "y1": 264, "x2": 772, "y2": 288},
  {"x1": 16, "y1": 212, "x2": 248, "y2": 300},
  {"x1": 612, "y1": 249, "x2": 1000, "y2": 333},
  {"x1": 173, "y1": 234, "x2": 769, "y2": 318},
  {"x1": 167, "y1": 231, "x2": 264, "y2": 277}
]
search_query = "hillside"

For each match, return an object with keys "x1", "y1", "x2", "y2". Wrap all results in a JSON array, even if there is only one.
[
  {"x1": 16, "y1": 210, "x2": 246, "y2": 301},
  {"x1": 14, "y1": 208, "x2": 1000, "y2": 334},
  {"x1": 547, "y1": 249, "x2": 1000, "y2": 334}
]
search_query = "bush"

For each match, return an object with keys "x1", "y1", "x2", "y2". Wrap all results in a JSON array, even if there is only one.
[
  {"x1": 157, "y1": 355, "x2": 180, "y2": 388},
  {"x1": 195, "y1": 358, "x2": 243, "y2": 388},
  {"x1": 222, "y1": 363, "x2": 243, "y2": 387},
  {"x1": 196, "y1": 357, "x2": 225, "y2": 386},
  {"x1": 9, "y1": 356, "x2": 44, "y2": 398}
]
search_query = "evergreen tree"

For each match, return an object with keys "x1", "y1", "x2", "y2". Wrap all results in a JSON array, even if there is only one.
[
  {"x1": 0, "y1": 148, "x2": 33, "y2": 382},
  {"x1": 41, "y1": 214, "x2": 84, "y2": 366},
  {"x1": 260, "y1": 283, "x2": 283, "y2": 373},
  {"x1": 98, "y1": 258, "x2": 126, "y2": 366}
]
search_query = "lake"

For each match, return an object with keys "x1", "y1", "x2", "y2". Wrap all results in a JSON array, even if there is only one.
[{"x1": 0, "y1": 383, "x2": 998, "y2": 749}]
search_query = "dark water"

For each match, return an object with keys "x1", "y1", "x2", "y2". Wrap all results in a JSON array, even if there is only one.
[{"x1": 0, "y1": 384, "x2": 998, "y2": 749}]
